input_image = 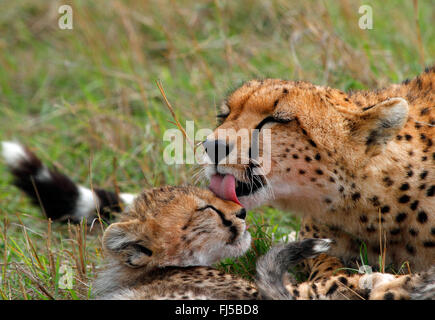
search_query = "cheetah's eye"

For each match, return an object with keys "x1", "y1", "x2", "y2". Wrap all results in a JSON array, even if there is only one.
[
  {"x1": 255, "y1": 116, "x2": 293, "y2": 130},
  {"x1": 216, "y1": 113, "x2": 229, "y2": 125}
]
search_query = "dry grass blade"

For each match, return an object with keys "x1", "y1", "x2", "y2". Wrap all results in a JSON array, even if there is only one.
[
  {"x1": 76, "y1": 221, "x2": 87, "y2": 277},
  {"x1": 46, "y1": 219, "x2": 56, "y2": 279},
  {"x1": 88, "y1": 156, "x2": 105, "y2": 234},
  {"x1": 67, "y1": 223, "x2": 84, "y2": 280},
  {"x1": 336, "y1": 281, "x2": 366, "y2": 300},
  {"x1": 15, "y1": 214, "x2": 45, "y2": 273},
  {"x1": 16, "y1": 270, "x2": 29, "y2": 300},
  {"x1": 156, "y1": 80, "x2": 195, "y2": 150},
  {"x1": 1, "y1": 216, "x2": 9, "y2": 292},
  {"x1": 14, "y1": 264, "x2": 54, "y2": 300},
  {"x1": 378, "y1": 208, "x2": 387, "y2": 273}
]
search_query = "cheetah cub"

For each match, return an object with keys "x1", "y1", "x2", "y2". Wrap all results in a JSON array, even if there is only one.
[
  {"x1": 93, "y1": 186, "x2": 330, "y2": 300},
  {"x1": 93, "y1": 185, "x2": 254, "y2": 299}
]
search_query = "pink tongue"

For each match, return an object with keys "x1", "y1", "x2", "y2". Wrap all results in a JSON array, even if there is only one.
[{"x1": 209, "y1": 174, "x2": 242, "y2": 206}]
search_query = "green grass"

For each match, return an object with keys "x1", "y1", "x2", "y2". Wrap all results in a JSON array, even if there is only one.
[{"x1": 0, "y1": 0, "x2": 433, "y2": 299}]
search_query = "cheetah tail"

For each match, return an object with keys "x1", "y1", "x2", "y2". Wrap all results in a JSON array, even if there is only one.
[
  {"x1": 1, "y1": 141, "x2": 136, "y2": 223},
  {"x1": 255, "y1": 238, "x2": 332, "y2": 300},
  {"x1": 411, "y1": 266, "x2": 435, "y2": 300}
]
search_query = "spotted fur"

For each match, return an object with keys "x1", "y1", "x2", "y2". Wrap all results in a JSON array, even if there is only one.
[
  {"x1": 204, "y1": 67, "x2": 434, "y2": 278},
  {"x1": 260, "y1": 239, "x2": 434, "y2": 300}
]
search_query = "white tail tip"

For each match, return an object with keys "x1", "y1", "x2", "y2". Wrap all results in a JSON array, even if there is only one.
[{"x1": 1, "y1": 141, "x2": 29, "y2": 169}]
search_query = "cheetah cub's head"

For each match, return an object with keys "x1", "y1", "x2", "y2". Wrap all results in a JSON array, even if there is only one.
[{"x1": 102, "y1": 186, "x2": 250, "y2": 271}]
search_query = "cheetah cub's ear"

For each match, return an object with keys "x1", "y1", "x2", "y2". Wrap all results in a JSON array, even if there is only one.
[
  {"x1": 348, "y1": 98, "x2": 409, "y2": 157},
  {"x1": 103, "y1": 220, "x2": 154, "y2": 269}
]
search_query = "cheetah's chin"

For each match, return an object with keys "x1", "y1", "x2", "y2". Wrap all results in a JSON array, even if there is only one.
[{"x1": 225, "y1": 230, "x2": 252, "y2": 257}]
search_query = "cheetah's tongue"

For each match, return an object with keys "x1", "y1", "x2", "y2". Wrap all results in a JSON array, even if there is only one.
[{"x1": 209, "y1": 174, "x2": 242, "y2": 206}]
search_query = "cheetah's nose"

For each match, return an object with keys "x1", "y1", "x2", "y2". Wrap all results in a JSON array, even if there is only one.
[
  {"x1": 203, "y1": 139, "x2": 232, "y2": 164},
  {"x1": 236, "y1": 208, "x2": 247, "y2": 220}
]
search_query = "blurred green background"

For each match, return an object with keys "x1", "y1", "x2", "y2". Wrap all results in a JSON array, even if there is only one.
[{"x1": 0, "y1": 0, "x2": 433, "y2": 299}]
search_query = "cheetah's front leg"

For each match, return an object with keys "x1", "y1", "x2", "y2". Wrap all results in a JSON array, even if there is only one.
[{"x1": 298, "y1": 216, "x2": 360, "y2": 281}]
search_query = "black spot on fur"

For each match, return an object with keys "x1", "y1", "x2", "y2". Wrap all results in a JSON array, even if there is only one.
[
  {"x1": 406, "y1": 244, "x2": 416, "y2": 255},
  {"x1": 370, "y1": 196, "x2": 380, "y2": 206},
  {"x1": 366, "y1": 225, "x2": 376, "y2": 233},
  {"x1": 390, "y1": 228, "x2": 400, "y2": 235},
  {"x1": 410, "y1": 200, "x2": 419, "y2": 211},
  {"x1": 338, "y1": 277, "x2": 348, "y2": 285},
  {"x1": 409, "y1": 228, "x2": 418, "y2": 236},
  {"x1": 351, "y1": 192, "x2": 361, "y2": 201},
  {"x1": 292, "y1": 289, "x2": 300, "y2": 297},
  {"x1": 423, "y1": 241, "x2": 435, "y2": 248},
  {"x1": 381, "y1": 206, "x2": 390, "y2": 214},
  {"x1": 360, "y1": 215, "x2": 368, "y2": 223},
  {"x1": 399, "y1": 183, "x2": 410, "y2": 191},
  {"x1": 384, "y1": 292, "x2": 395, "y2": 300},
  {"x1": 383, "y1": 177, "x2": 394, "y2": 187},
  {"x1": 326, "y1": 283, "x2": 338, "y2": 296},
  {"x1": 395, "y1": 213, "x2": 407, "y2": 223},
  {"x1": 427, "y1": 185, "x2": 435, "y2": 197},
  {"x1": 417, "y1": 211, "x2": 428, "y2": 223},
  {"x1": 398, "y1": 194, "x2": 412, "y2": 204},
  {"x1": 419, "y1": 171, "x2": 428, "y2": 180},
  {"x1": 308, "y1": 139, "x2": 317, "y2": 148}
]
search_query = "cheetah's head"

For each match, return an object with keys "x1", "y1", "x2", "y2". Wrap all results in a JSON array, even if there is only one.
[
  {"x1": 203, "y1": 80, "x2": 409, "y2": 212},
  {"x1": 102, "y1": 186, "x2": 251, "y2": 270}
]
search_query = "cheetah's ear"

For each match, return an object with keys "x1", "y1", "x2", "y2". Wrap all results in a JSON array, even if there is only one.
[
  {"x1": 103, "y1": 220, "x2": 153, "y2": 268},
  {"x1": 348, "y1": 98, "x2": 409, "y2": 157}
]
